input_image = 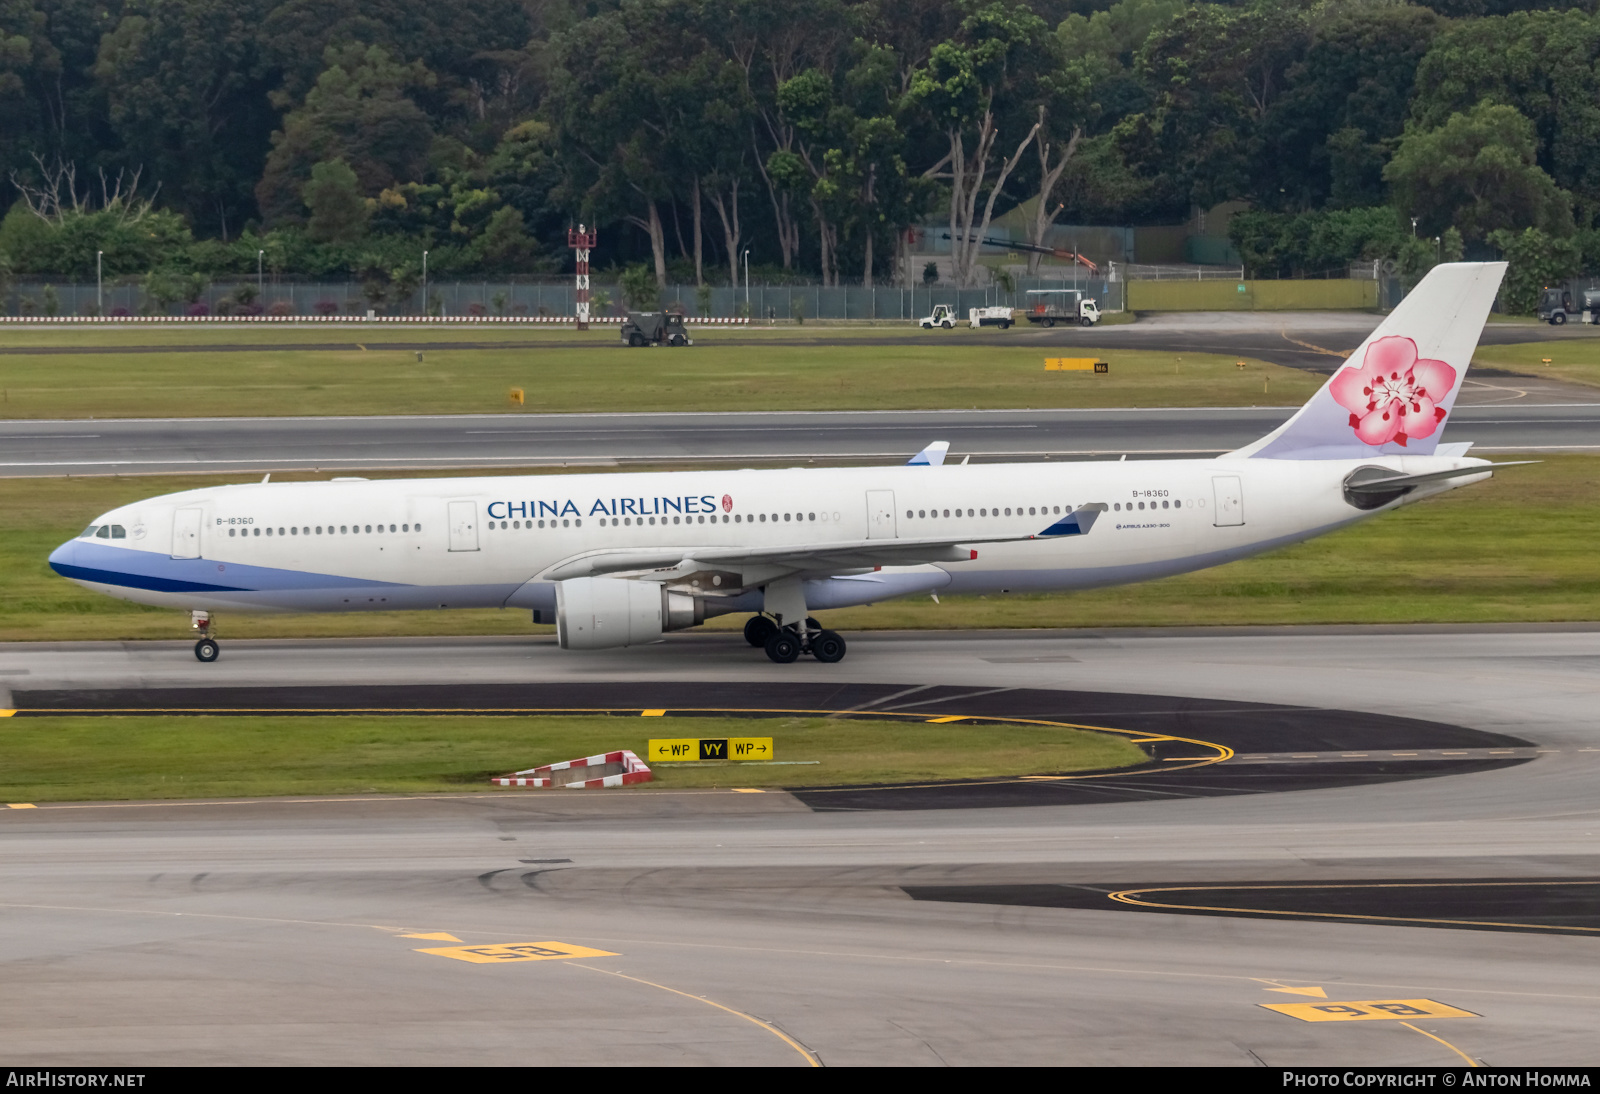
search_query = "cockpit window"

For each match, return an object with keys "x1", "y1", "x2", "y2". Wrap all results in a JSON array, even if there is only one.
[
  {"x1": 110, "y1": 525, "x2": 126, "y2": 538},
  {"x1": 95, "y1": 526, "x2": 111, "y2": 539},
  {"x1": 81, "y1": 525, "x2": 98, "y2": 538}
]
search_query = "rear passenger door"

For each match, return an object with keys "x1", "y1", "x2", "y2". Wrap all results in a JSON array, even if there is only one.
[{"x1": 1211, "y1": 476, "x2": 1244, "y2": 526}]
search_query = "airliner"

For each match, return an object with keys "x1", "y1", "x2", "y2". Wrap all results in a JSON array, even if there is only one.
[{"x1": 50, "y1": 263, "x2": 1514, "y2": 665}]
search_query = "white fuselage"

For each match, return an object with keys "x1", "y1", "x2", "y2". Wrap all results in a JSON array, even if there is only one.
[{"x1": 50, "y1": 455, "x2": 1484, "y2": 620}]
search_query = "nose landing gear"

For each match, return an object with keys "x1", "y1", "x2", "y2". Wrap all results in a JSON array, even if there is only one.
[
  {"x1": 191, "y1": 610, "x2": 219, "y2": 662},
  {"x1": 748, "y1": 615, "x2": 849, "y2": 664}
]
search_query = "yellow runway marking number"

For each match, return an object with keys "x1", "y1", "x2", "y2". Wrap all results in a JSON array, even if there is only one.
[
  {"x1": 1262, "y1": 999, "x2": 1478, "y2": 1023},
  {"x1": 417, "y1": 941, "x2": 619, "y2": 964}
]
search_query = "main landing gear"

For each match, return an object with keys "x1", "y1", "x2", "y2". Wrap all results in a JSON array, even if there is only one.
[
  {"x1": 743, "y1": 614, "x2": 848, "y2": 664},
  {"x1": 191, "y1": 610, "x2": 219, "y2": 662}
]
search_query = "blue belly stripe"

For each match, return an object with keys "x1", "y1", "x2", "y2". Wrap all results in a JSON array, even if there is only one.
[
  {"x1": 50, "y1": 561, "x2": 252, "y2": 594},
  {"x1": 49, "y1": 541, "x2": 409, "y2": 595}
]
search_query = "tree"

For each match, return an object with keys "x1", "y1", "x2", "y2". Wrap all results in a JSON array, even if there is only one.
[
  {"x1": 302, "y1": 159, "x2": 367, "y2": 244},
  {"x1": 474, "y1": 205, "x2": 544, "y2": 273},
  {"x1": 1488, "y1": 226, "x2": 1581, "y2": 314},
  {"x1": 94, "y1": 0, "x2": 277, "y2": 237},
  {"x1": 1384, "y1": 100, "x2": 1572, "y2": 240},
  {"x1": 1255, "y1": 5, "x2": 1443, "y2": 211},
  {"x1": 619, "y1": 263, "x2": 658, "y2": 310},
  {"x1": 1116, "y1": 2, "x2": 1308, "y2": 212},
  {"x1": 907, "y1": 1, "x2": 1051, "y2": 286},
  {"x1": 258, "y1": 0, "x2": 530, "y2": 115},
  {"x1": 547, "y1": 5, "x2": 706, "y2": 287},
  {"x1": 255, "y1": 44, "x2": 436, "y2": 225},
  {"x1": 1410, "y1": 9, "x2": 1600, "y2": 225}
]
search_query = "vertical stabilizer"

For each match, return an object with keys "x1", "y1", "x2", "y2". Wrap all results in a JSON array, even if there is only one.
[{"x1": 1231, "y1": 262, "x2": 1506, "y2": 460}]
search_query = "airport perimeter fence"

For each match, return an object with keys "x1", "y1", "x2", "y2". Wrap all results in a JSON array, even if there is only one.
[{"x1": 2, "y1": 277, "x2": 1124, "y2": 321}]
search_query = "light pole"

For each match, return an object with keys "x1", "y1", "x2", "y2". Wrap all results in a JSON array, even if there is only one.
[
  {"x1": 257, "y1": 249, "x2": 264, "y2": 310},
  {"x1": 422, "y1": 250, "x2": 428, "y2": 317},
  {"x1": 96, "y1": 251, "x2": 103, "y2": 315},
  {"x1": 742, "y1": 248, "x2": 750, "y2": 311},
  {"x1": 1410, "y1": 217, "x2": 1418, "y2": 238}
]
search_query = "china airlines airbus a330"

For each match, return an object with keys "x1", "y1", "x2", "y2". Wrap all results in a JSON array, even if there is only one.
[{"x1": 50, "y1": 262, "x2": 1516, "y2": 665}]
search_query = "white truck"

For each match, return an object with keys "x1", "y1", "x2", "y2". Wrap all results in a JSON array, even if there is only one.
[
  {"x1": 968, "y1": 306, "x2": 1015, "y2": 329},
  {"x1": 919, "y1": 304, "x2": 958, "y2": 329},
  {"x1": 1023, "y1": 289, "x2": 1099, "y2": 327}
]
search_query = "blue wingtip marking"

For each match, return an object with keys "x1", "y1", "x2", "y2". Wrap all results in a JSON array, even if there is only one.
[{"x1": 1039, "y1": 520, "x2": 1083, "y2": 537}]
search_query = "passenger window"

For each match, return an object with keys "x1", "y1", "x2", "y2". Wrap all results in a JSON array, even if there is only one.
[
  {"x1": 1173, "y1": 501, "x2": 1181, "y2": 509},
  {"x1": 229, "y1": 528, "x2": 236, "y2": 537},
  {"x1": 340, "y1": 526, "x2": 348, "y2": 533},
  {"x1": 759, "y1": 514, "x2": 766, "y2": 522}
]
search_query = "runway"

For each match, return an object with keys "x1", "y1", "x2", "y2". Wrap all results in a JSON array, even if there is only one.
[
  {"x1": 2, "y1": 627, "x2": 1597, "y2": 1065},
  {"x1": 2, "y1": 401, "x2": 1596, "y2": 476}
]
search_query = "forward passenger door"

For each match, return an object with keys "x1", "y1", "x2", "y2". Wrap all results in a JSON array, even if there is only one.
[
  {"x1": 171, "y1": 508, "x2": 202, "y2": 559},
  {"x1": 448, "y1": 500, "x2": 480, "y2": 552}
]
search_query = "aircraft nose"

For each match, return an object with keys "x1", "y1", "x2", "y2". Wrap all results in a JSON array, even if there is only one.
[{"x1": 48, "y1": 538, "x2": 78, "y2": 575}]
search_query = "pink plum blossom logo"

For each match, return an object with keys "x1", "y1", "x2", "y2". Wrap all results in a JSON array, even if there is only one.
[{"x1": 1329, "y1": 336, "x2": 1456, "y2": 447}]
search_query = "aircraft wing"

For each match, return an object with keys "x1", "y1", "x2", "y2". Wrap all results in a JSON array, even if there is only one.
[{"x1": 541, "y1": 504, "x2": 1107, "y2": 583}]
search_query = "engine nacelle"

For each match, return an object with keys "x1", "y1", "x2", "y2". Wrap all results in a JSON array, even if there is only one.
[{"x1": 555, "y1": 577, "x2": 704, "y2": 650}]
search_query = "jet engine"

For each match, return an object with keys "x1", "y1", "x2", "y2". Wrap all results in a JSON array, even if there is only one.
[{"x1": 555, "y1": 576, "x2": 704, "y2": 650}]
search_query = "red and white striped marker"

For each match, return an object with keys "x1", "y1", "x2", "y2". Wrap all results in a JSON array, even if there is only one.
[{"x1": 491, "y1": 749, "x2": 653, "y2": 789}]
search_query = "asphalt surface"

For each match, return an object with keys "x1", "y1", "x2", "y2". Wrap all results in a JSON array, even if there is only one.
[
  {"x1": 2, "y1": 627, "x2": 1597, "y2": 1065},
  {"x1": 2, "y1": 401, "x2": 1595, "y2": 477}
]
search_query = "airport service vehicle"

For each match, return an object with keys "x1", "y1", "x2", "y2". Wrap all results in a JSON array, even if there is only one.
[
  {"x1": 919, "y1": 304, "x2": 958, "y2": 329},
  {"x1": 52, "y1": 264, "x2": 1515, "y2": 666},
  {"x1": 1024, "y1": 289, "x2": 1099, "y2": 327},
  {"x1": 1537, "y1": 287, "x2": 1600, "y2": 325},
  {"x1": 620, "y1": 310, "x2": 692, "y2": 346},
  {"x1": 968, "y1": 306, "x2": 1015, "y2": 329}
]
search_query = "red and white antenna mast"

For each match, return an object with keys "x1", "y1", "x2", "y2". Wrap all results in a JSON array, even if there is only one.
[{"x1": 567, "y1": 223, "x2": 597, "y2": 330}]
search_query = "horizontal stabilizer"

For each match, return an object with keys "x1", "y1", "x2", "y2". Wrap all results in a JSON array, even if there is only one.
[
  {"x1": 1343, "y1": 461, "x2": 1536, "y2": 496},
  {"x1": 908, "y1": 441, "x2": 950, "y2": 466}
]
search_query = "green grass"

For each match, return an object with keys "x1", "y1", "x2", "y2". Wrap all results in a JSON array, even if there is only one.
[
  {"x1": 0, "y1": 325, "x2": 1316, "y2": 417},
  {"x1": 4, "y1": 454, "x2": 1596, "y2": 641},
  {"x1": 0, "y1": 714, "x2": 1145, "y2": 802},
  {"x1": 1474, "y1": 338, "x2": 1600, "y2": 390}
]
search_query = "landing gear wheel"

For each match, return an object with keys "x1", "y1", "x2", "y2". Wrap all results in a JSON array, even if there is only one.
[
  {"x1": 194, "y1": 638, "x2": 219, "y2": 663},
  {"x1": 810, "y1": 630, "x2": 847, "y2": 664},
  {"x1": 1080, "y1": 316, "x2": 1094, "y2": 327},
  {"x1": 744, "y1": 615, "x2": 779, "y2": 647},
  {"x1": 764, "y1": 629, "x2": 801, "y2": 664}
]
